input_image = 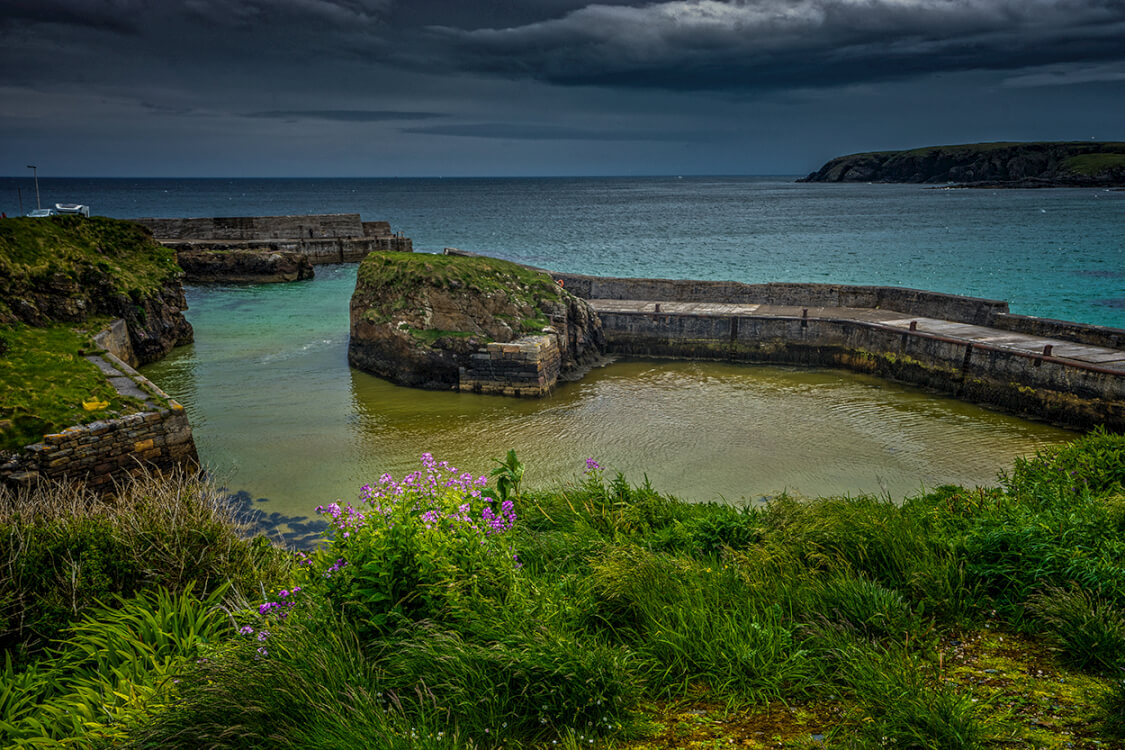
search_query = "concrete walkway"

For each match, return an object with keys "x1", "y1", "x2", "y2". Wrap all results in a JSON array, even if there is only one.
[{"x1": 588, "y1": 299, "x2": 1125, "y2": 375}]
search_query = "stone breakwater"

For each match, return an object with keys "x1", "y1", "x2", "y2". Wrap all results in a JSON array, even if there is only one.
[
  {"x1": 133, "y1": 214, "x2": 413, "y2": 282},
  {"x1": 552, "y1": 273, "x2": 1125, "y2": 431},
  {"x1": 1, "y1": 321, "x2": 197, "y2": 488}
]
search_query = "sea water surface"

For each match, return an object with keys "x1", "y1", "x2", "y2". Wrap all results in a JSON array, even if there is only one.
[{"x1": 17, "y1": 176, "x2": 1116, "y2": 517}]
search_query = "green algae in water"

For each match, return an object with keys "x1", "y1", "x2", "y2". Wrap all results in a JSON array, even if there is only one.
[{"x1": 142, "y1": 266, "x2": 1074, "y2": 519}]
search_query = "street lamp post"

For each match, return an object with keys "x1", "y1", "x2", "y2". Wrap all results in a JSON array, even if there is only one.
[{"x1": 26, "y1": 165, "x2": 40, "y2": 210}]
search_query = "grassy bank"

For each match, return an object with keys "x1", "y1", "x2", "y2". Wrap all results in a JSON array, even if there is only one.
[
  {"x1": 0, "y1": 216, "x2": 185, "y2": 451},
  {"x1": 3, "y1": 432, "x2": 1124, "y2": 748},
  {"x1": 0, "y1": 216, "x2": 180, "y2": 323},
  {"x1": 0, "y1": 321, "x2": 144, "y2": 450}
]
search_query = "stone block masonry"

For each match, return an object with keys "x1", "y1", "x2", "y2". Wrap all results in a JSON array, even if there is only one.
[
  {"x1": 1, "y1": 320, "x2": 198, "y2": 489},
  {"x1": 133, "y1": 214, "x2": 368, "y2": 241},
  {"x1": 459, "y1": 335, "x2": 562, "y2": 397},
  {"x1": 131, "y1": 214, "x2": 413, "y2": 280}
]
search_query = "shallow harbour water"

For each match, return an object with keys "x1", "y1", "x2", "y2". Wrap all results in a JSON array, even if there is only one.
[
  {"x1": 144, "y1": 266, "x2": 1074, "y2": 519},
  {"x1": 106, "y1": 175, "x2": 1123, "y2": 517}
]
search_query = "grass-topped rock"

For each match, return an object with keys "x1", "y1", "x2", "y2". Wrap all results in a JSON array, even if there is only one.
[
  {"x1": 348, "y1": 251, "x2": 604, "y2": 393},
  {"x1": 799, "y1": 141, "x2": 1125, "y2": 187}
]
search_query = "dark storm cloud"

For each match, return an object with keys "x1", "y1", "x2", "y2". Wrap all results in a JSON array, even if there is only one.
[
  {"x1": 428, "y1": 0, "x2": 1125, "y2": 91},
  {"x1": 0, "y1": 0, "x2": 144, "y2": 34},
  {"x1": 181, "y1": 0, "x2": 390, "y2": 29},
  {"x1": 246, "y1": 110, "x2": 445, "y2": 122},
  {"x1": 400, "y1": 122, "x2": 694, "y2": 140}
]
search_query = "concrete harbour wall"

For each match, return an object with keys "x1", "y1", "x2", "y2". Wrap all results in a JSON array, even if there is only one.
[
  {"x1": 549, "y1": 273, "x2": 1124, "y2": 430},
  {"x1": 133, "y1": 214, "x2": 369, "y2": 241},
  {"x1": 595, "y1": 310, "x2": 1124, "y2": 430},
  {"x1": 555, "y1": 273, "x2": 1009, "y2": 326},
  {"x1": 133, "y1": 214, "x2": 414, "y2": 270}
]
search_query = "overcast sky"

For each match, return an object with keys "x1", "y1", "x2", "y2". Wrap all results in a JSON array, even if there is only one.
[{"x1": 2, "y1": 0, "x2": 1123, "y2": 176}]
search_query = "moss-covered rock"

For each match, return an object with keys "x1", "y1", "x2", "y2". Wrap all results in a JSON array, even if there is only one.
[
  {"x1": 0, "y1": 216, "x2": 193, "y2": 363},
  {"x1": 347, "y1": 252, "x2": 604, "y2": 391}
]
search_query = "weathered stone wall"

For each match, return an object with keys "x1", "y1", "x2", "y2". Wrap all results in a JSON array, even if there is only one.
[
  {"x1": 596, "y1": 309, "x2": 1124, "y2": 430},
  {"x1": 363, "y1": 221, "x2": 392, "y2": 237},
  {"x1": 459, "y1": 335, "x2": 561, "y2": 397},
  {"x1": 993, "y1": 313, "x2": 1125, "y2": 349},
  {"x1": 93, "y1": 318, "x2": 138, "y2": 369},
  {"x1": 133, "y1": 214, "x2": 366, "y2": 241},
  {"x1": 1, "y1": 406, "x2": 197, "y2": 489},
  {"x1": 555, "y1": 274, "x2": 1008, "y2": 326},
  {"x1": 164, "y1": 236, "x2": 412, "y2": 266},
  {"x1": 1, "y1": 322, "x2": 198, "y2": 489}
]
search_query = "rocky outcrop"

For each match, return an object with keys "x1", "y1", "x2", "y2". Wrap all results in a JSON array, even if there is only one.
[
  {"x1": 123, "y1": 280, "x2": 195, "y2": 365},
  {"x1": 348, "y1": 252, "x2": 604, "y2": 394},
  {"x1": 176, "y1": 249, "x2": 314, "y2": 284},
  {"x1": 800, "y1": 142, "x2": 1125, "y2": 187},
  {"x1": 0, "y1": 217, "x2": 194, "y2": 364}
]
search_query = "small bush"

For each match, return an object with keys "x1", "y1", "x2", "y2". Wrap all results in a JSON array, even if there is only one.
[
  {"x1": 301, "y1": 454, "x2": 521, "y2": 637},
  {"x1": 796, "y1": 573, "x2": 922, "y2": 643},
  {"x1": 375, "y1": 619, "x2": 638, "y2": 742}
]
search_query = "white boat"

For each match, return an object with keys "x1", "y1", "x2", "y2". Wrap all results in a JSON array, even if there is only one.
[{"x1": 55, "y1": 203, "x2": 90, "y2": 217}]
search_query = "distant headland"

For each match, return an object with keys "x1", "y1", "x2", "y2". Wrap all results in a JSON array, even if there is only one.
[{"x1": 799, "y1": 141, "x2": 1125, "y2": 188}]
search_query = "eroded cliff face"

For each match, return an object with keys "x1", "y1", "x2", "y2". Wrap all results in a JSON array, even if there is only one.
[
  {"x1": 1, "y1": 250, "x2": 193, "y2": 365},
  {"x1": 347, "y1": 252, "x2": 604, "y2": 392},
  {"x1": 800, "y1": 142, "x2": 1125, "y2": 186},
  {"x1": 123, "y1": 280, "x2": 194, "y2": 364}
]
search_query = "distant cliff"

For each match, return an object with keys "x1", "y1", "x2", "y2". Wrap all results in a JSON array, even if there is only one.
[{"x1": 799, "y1": 142, "x2": 1125, "y2": 187}]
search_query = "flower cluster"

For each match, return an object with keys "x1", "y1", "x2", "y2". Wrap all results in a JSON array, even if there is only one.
[
  {"x1": 257, "y1": 586, "x2": 302, "y2": 619},
  {"x1": 314, "y1": 453, "x2": 514, "y2": 542},
  {"x1": 323, "y1": 558, "x2": 347, "y2": 578},
  {"x1": 585, "y1": 457, "x2": 602, "y2": 474},
  {"x1": 237, "y1": 623, "x2": 273, "y2": 657},
  {"x1": 482, "y1": 499, "x2": 517, "y2": 535}
]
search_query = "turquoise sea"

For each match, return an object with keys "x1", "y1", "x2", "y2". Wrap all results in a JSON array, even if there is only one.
[{"x1": 10, "y1": 177, "x2": 1121, "y2": 522}]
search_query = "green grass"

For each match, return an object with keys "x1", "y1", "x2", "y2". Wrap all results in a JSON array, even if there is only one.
[
  {"x1": 0, "y1": 216, "x2": 188, "y2": 449},
  {"x1": 1064, "y1": 153, "x2": 1125, "y2": 176},
  {"x1": 842, "y1": 141, "x2": 1125, "y2": 160},
  {"x1": 0, "y1": 470, "x2": 290, "y2": 661},
  {"x1": 354, "y1": 251, "x2": 564, "y2": 342},
  {"x1": 0, "y1": 215, "x2": 181, "y2": 323},
  {"x1": 0, "y1": 321, "x2": 143, "y2": 450},
  {"x1": 5, "y1": 433, "x2": 1125, "y2": 747},
  {"x1": 357, "y1": 251, "x2": 561, "y2": 303}
]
